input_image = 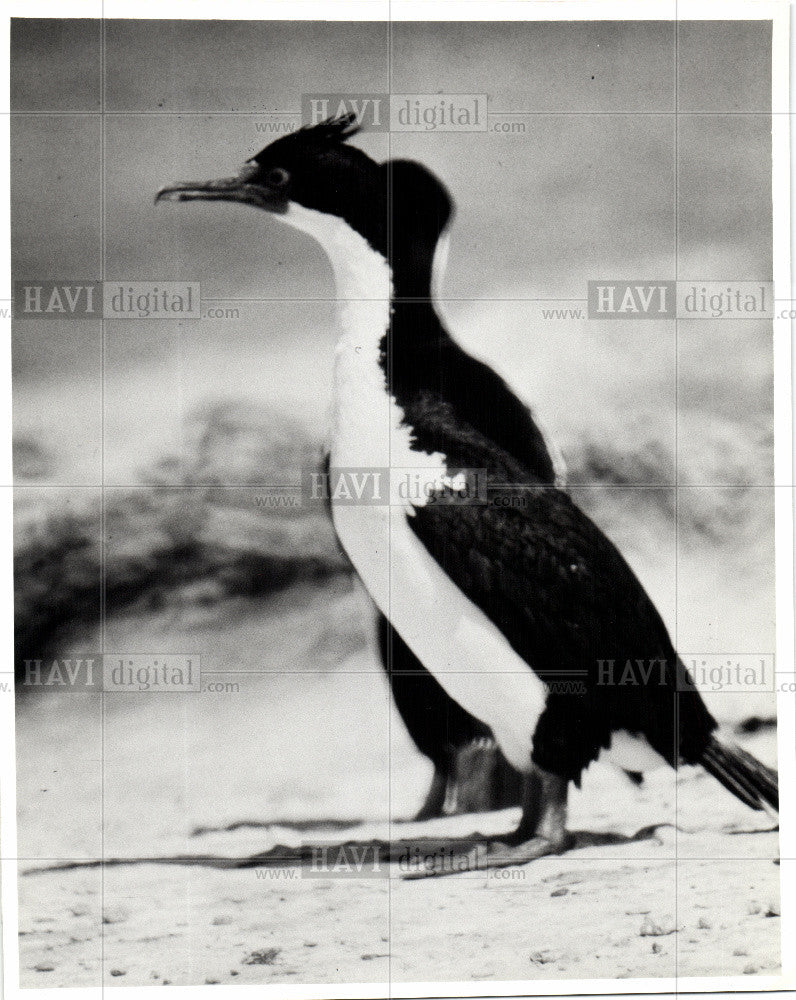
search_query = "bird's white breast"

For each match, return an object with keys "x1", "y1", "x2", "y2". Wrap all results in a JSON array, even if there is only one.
[{"x1": 278, "y1": 203, "x2": 546, "y2": 773}]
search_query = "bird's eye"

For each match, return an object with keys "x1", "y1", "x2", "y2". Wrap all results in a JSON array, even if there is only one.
[{"x1": 266, "y1": 167, "x2": 290, "y2": 188}]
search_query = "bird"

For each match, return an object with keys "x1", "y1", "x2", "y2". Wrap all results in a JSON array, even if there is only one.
[
  {"x1": 158, "y1": 113, "x2": 778, "y2": 873},
  {"x1": 322, "y1": 448, "x2": 527, "y2": 820},
  {"x1": 333, "y1": 475, "x2": 639, "y2": 822}
]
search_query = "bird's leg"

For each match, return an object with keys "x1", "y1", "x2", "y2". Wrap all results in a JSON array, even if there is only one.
[
  {"x1": 451, "y1": 738, "x2": 498, "y2": 814},
  {"x1": 412, "y1": 767, "x2": 449, "y2": 821},
  {"x1": 484, "y1": 764, "x2": 571, "y2": 867},
  {"x1": 403, "y1": 764, "x2": 571, "y2": 878}
]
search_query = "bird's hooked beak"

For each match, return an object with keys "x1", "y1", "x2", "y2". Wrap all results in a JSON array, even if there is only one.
[{"x1": 155, "y1": 162, "x2": 287, "y2": 212}]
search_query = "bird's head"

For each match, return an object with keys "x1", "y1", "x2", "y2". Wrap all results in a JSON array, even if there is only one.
[
  {"x1": 157, "y1": 113, "x2": 388, "y2": 247},
  {"x1": 157, "y1": 113, "x2": 453, "y2": 285}
]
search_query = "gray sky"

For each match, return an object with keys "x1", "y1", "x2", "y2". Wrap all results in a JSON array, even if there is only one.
[
  {"x1": 10, "y1": 19, "x2": 774, "y2": 487},
  {"x1": 11, "y1": 19, "x2": 772, "y2": 291}
]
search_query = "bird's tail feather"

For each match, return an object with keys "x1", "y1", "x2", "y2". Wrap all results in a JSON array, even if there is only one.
[{"x1": 699, "y1": 735, "x2": 778, "y2": 813}]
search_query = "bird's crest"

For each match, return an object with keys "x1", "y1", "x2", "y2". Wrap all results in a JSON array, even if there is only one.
[
  {"x1": 299, "y1": 112, "x2": 361, "y2": 143},
  {"x1": 252, "y1": 113, "x2": 361, "y2": 163}
]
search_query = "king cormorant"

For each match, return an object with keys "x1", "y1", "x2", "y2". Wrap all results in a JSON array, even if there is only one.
[{"x1": 158, "y1": 114, "x2": 777, "y2": 872}]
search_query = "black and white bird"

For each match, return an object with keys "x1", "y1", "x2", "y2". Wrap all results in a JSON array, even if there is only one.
[{"x1": 158, "y1": 114, "x2": 778, "y2": 871}]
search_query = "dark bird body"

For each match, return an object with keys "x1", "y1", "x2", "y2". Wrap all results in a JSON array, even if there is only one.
[{"x1": 158, "y1": 114, "x2": 778, "y2": 872}]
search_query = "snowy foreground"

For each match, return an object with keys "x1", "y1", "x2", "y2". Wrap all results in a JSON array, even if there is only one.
[{"x1": 17, "y1": 583, "x2": 780, "y2": 988}]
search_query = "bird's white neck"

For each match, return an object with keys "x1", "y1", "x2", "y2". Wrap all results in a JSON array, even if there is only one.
[
  {"x1": 278, "y1": 203, "x2": 394, "y2": 467},
  {"x1": 281, "y1": 203, "x2": 392, "y2": 309},
  {"x1": 278, "y1": 203, "x2": 452, "y2": 483}
]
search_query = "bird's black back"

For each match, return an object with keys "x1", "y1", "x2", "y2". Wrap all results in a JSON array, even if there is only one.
[{"x1": 387, "y1": 342, "x2": 717, "y2": 775}]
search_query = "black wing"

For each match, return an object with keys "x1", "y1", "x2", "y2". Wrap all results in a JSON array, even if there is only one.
[{"x1": 407, "y1": 481, "x2": 716, "y2": 776}]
